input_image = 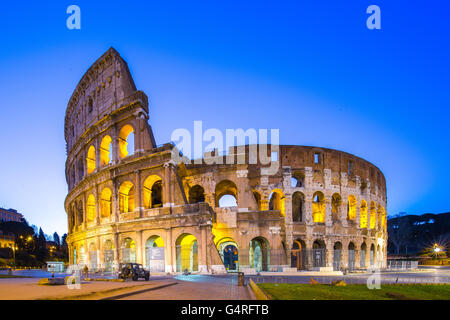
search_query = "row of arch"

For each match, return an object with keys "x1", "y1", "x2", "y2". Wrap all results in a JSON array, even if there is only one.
[
  {"x1": 70, "y1": 176, "x2": 386, "y2": 230},
  {"x1": 70, "y1": 124, "x2": 135, "y2": 187}
]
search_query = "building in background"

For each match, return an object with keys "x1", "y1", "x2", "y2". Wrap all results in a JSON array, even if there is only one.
[{"x1": 0, "y1": 208, "x2": 23, "y2": 223}]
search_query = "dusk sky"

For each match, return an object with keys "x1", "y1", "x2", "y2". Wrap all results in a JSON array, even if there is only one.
[{"x1": 0, "y1": 1, "x2": 449, "y2": 236}]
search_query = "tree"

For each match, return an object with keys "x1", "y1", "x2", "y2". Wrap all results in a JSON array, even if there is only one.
[{"x1": 53, "y1": 232, "x2": 60, "y2": 248}]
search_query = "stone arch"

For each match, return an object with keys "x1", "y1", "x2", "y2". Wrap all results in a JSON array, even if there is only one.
[
  {"x1": 119, "y1": 124, "x2": 135, "y2": 158},
  {"x1": 369, "y1": 201, "x2": 376, "y2": 229},
  {"x1": 88, "y1": 242, "x2": 98, "y2": 270},
  {"x1": 360, "y1": 200, "x2": 368, "y2": 228},
  {"x1": 291, "y1": 239, "x2": 306, "y2": 270},
  {"x1": 252, "y1": 190, "x2": 262, "y2": 211},
  {"x1": 291, "y1": 171, "x2": 305, "y2": 188},
  {"x1": 347, "y1": 195, "x2": 357, "y2": 221},
  {"x1": 249, "y1": 236, "x2": 270, "y2": 272},
  {"x1": 377, "y1": 205, "x2": 383, "y2": 229},
  {"x1": 292, "y1": 192, "x2": 305, "y2": 222},
  {"x1": 103, "y1": 239, "x2": 114, "y2": 271},
  {"x1": 189, "y1": 185, "x2": 205, "y2": 204},
  {"x1": 216, "y1": 237, "x2": 239, "y2": 272},
  {"x1": 121, "y1": 237, "x2": 136, "y2": 263},
  {"x1": 145, "y1": 235, "x2": 165, "y2": 272},
  {"x1": 312, "y1": 239, "x2": 326, "y2": 268},
  {"x1": 312, "y1": 191, "x2": 325, "y2": 223},
  {"x1": 215, "y1": 179, "x2": 238, "y2": 207},
  {"x1": 143, "y1": 174, "x2": 163, "y2": 209},
  {"x1": 348, "y1": 242, "x2": 356, "y2": 270},
  {"x1": 360, "y1": 242, "x2": 367, "y2": 268},
  {"x1": 86, "y1": 145, "x2": 96, "y2": 174},
  {"x1": 100, "y1": 135, "x2": 112, "y2": 166},
  {"x1": 100, "y1": 187, "x2": 112, "y2": 218},
  {"x1": 176, "y1": 233, "x2": 198, "y2": 272},
  {"x1": 86, "y1": 193, "x2": 96, "y2": 222},
  {"x1": 331, "y1": 193, "x2": 342, "y2": 223},
  {"x1": 269, "y1": 189, "x2": 285, "y2": 216},
  {"x1": 119, "y1": 181, "x2": 135, "y2": 213},
  {"x1": 370, "y1": 243, "x2": 375, "y2": 267},
  {"x1": 333, "y1": 242, "x2": 342, "y2": 271}
]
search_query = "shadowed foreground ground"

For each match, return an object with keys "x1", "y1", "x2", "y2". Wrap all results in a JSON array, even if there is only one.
[{"x1": 259, "y1": 283, "x2": 450, "y2": 300}]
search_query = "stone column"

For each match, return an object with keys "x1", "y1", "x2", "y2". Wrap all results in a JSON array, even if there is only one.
[
  {"x1": 165, "y1": 228, "x2": 173, "y2": 273},
  {"x1": 325, "y1": 240, "x2": 334, "y2": 269},
  {"x1": 112, "y1": 179, "x2": 119, "y2": 222},
  {"x1": 135, "y1": 170, "x2": 143, "y2": 216},
  {"x1": 163, "y1": 162, "x2": 173, "y2": 208},
  {"x1": 113, "y1": 232, "x2": 120, "y2": 271},
  {"x1": 304, "y1": 198, "x2": 313, "y2": 225},
  {"x1": 325, "y1": 198, "x2": 332, "y2": 227},
  {"x1": 95, "y1": 185, "x2": 100, "y2": 225},
  {"x1": 200, "y1": 226, "x2": 208, "y2": 273},
  {"x1": 136, "y1": 230, "x2": 143, "y2": 264},
  {"x1": 96, "y1": 236, "x2": 101, "y2": 270}
]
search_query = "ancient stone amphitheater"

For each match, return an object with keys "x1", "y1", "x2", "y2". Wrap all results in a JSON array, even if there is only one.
[{"x1": 65, "y1": 48, "x2": 387, "y2": 274}]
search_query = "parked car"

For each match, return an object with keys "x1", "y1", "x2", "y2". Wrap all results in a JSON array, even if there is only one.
[{"x1": 118, "y1": 263, "x2": 150, "y2": 281}]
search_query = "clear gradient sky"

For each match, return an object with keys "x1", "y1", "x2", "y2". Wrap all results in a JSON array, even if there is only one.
[{"x1": 0, "y1": 1, "x2": 449, "y2": 236}]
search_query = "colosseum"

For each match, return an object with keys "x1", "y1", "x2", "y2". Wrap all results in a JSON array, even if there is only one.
[{"x1": 65, "y1": 48, "x2": 388, "y2": 274}]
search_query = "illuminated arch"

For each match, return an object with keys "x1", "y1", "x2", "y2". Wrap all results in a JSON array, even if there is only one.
[
  {"x1": 145, "y1": 235, "x2": 165, "y2": 272},
  {"x1": 312, "y1": 191, "x2": 325, "y2": 223},
  {"x1": 216, "y1": 237, "x2": 239, "y2": 272},
  {"x1": 86, "y1": 193, "x2": 96, "y2": 222},
  {"x1": 100, "y1": 187, "x2": 112, "y2": 218},
  {"x1": 269, "y1": 189, "x2": 285, "y2": 216},
  {"x1": 119, "y1": 181, "x2": 135, "y2": 213},
  {"x1": 143, "y1": 175, "x2": 163, "y2": 209},
  {"x1": 369, "y1": 201, "x2": 376, "y2": 229},
  {"x1": 103, "y1": 240, "x2": 114, "y2": 271},
  {"x1": 360, "y1": 200, "x2": 368, "y2": 228},
  {"x1": 176, "y1": 233, "x2": 198, "y2": 272},
  {"x1": 377, "y1": 205, "x2": 384, "y2": 229},
  {"x1": 100, "y1": 135, "x2": 112, "y2": 166},
  {"x1": 252, "y1": 190, "x2": 262, "y2": 211},
  {"x1": 119, "y1": 124, "x2": 135, "y2": 158},
  {"x1": 347, "y1": 195, "x2": 357, "y2": 220},
  {"x1": 86, "y1": 145, "x2": 96, "y2": 174}
]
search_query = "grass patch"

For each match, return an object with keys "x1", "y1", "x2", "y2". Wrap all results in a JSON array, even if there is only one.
[
  {"x1": 259, "y1": 283, "x2": 450, "y2": 300},
  {"x1": 0, "y1": 275, "x2": 30, "y2": 279}
]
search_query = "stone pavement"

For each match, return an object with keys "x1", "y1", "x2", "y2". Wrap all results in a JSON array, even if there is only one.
[
  {"x1": 0, "y1": 277, "x2": 175, "y2": 300},
  {"x1": 117, "y1": 275, "x2": 251, "y2": 300}
]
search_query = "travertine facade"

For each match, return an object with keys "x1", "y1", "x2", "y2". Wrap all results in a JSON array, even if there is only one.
[{"x1": 65, "y1": 48, "x2": 387, "y2": 273}]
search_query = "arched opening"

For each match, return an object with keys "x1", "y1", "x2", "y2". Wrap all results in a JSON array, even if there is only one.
[
  {"x1": 291, "y1": 239, "x2": 306, "y2": 270},
  {"x1": 369, "y1": 202, "x2": 376, "y2": 229},
  {"x1": 377, "y1": 245, "x2": 381, "y2": 268},
  {"x1": 331, "y1": 193, "x2": 342, "y2": 222},
  {"x1": 249, "y1": 237, "x2": 269, "y2": 272},
  {"x1": 215, "y1": 180, "x2": 238, "y2": 208},
  {"x1": 292, "y1": 192, "x2": 304, "y2": 222},
  {"x1": 312, "y1": 240, "x2": 326, "y2": 268},
  {"x1": 347, "y1": 195, "x2": 357, "y2": 221},
  {"x1": 100, "y1": 135, "x2": 112, "y2": 166},
  {"x1": 333, "y1": 242, "x2": 342, "y2": 271},
  {"x1": 76, "y1": 200, "x2": 83, "y2": 226},
  {"x1": 119, "y1": 181, "x2": 135, "y2": 213},
  {"x1": 269, "y1": 189, "x2": 285, "y2": 216},
  {"x1": 103, "y1": 240, "x2": 114, "y2": 271},
  {"x1": 291, "y1": 171, "x2": 305, "y2": 188},
  {"x1": 89, "y1": 242, "x2": 97, "y2": 271},
  {"x1": 86, "y1": 145, "x2": 96, "y2": 174},
  {"x1": 312, "y1": 192, "x2": 325, "y2": 223},
  {"x1": 377, "y1": 205, "x2": 383, "y2": 229},
  {"x1": 86, "y1": 194, "x2": 96, "y2": 222},
  {"x1": 189, "y1": 185, "x2": 205, "y2": 204},
  {"x1": 360, "y1": 243, "x2": 367, "y2": 268},
  {"x1": 217, "y1": 238, "x2": 239, "y2": 272},
  {"x1": 100, "y1": 188, "x2": 112, "y2": 218},
  {"x1": 370, "y1": 244, "x2": 375, "y2": 267},
  {"x1": 381, "y1": 206, "x2": 387, "y2": 229},
  {"x1": 146, "y1": 235, "x2": 165, "y2": 272},
  {"x1": 143, "y1": 175, "x2": 163, "y2": 209},
  {"x1": 78, "y1": 245, "x2": 85, "y2": 265},
  {"x1": 77, "y1": 158, "x2": 84, "y2": 180},
  {"x1": 176, "y1": 234, "x2": 198, "y2": 272},
  {"x1": 348, "y1": 242, "x2": 356, "y2": 271},
  {"x1": 252, "y1": 190, "x2": 262, "y2": 211},
  {"x1": 360, "y1": 200, "x2": 368, "y2": 229},
  {"x1": 121, "y1": 238, "x2": 136, "y2": 263},
  {"x1": 119, "y1": 124, "x2": 135, "y2": 158}
]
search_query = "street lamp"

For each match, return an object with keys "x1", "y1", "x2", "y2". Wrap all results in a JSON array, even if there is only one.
[{"x1": 12, "y1": 245, "x2": 18, "y2": 270}]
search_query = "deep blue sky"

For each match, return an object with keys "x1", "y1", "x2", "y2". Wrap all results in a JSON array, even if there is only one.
[{"x1": 0, "y1": 1, "x2": 449, "y2": 236}]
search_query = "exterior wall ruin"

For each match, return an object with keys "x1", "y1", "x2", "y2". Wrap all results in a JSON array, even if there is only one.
[{"x1": 65, "y1": 48, "x2": 388, "y2": 274}]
